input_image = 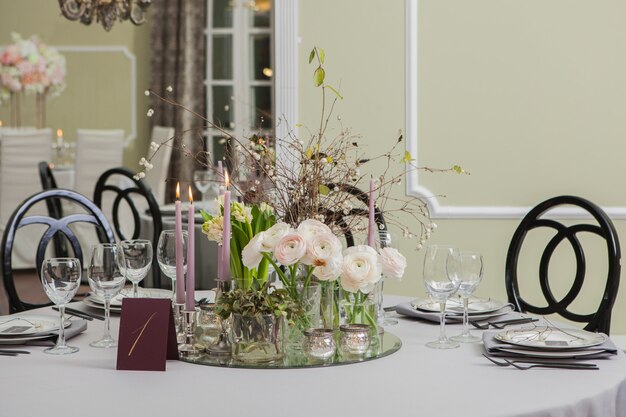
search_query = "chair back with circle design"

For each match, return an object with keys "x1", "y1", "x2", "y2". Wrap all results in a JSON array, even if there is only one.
[
  {"x1": 505, "y1": 195, "x2": 621, "y2": 334},
  {"x1": 1, "y1": 189, "x2": 116, "y2": 313},
  {"x1": 93, "y1": 167, "x2": 163, "y2": 288},
  {"x1": 38, "y1": 161, "x2": 68, "y2": 258}
]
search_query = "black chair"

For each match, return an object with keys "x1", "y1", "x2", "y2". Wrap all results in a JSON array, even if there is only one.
[
  {"x1": 505, "y1": 195, "x2": 621, "y2": 334},
  {"x1": 37, "y1": 161, "x2": 68, "y2": 258},
  {"x1": 285, "y1": 183, "x2": 387, "y2": 247},
  {"x1": 1, "y1": 189, "x2": 116, "y2": 313},
  {"x1": 93, "y1": 167, "x2": 163, "y2": 288}
]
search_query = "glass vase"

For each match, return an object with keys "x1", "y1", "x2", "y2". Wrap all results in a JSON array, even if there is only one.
[
  {"x1": 230, "y1": 313, "x2": 285, "y2": 363},
  {"x1": 339, "y1": 294, "x2": 378, "y2": 335},
  {"x1": 319, "y1": 280, "x2": 340, "y2": 330},
  {"x1": 286, "y1": 282, "x2": 322, "y2": 350}
]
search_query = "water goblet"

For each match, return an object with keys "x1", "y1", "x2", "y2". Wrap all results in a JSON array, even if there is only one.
[
  {"x1": 157, "y1": 229, "x2": 188, "y2": 301},
  {"x1": 422, "y1": 245, "x2": 461, "y2": 349},
  {"x1": 193, "y1": 170, "x2": 218, "y2": 202},
  {"x1": 450, "y1": 252, "x2": 484, "y2": 343},
  {"x1": 118, "y1": 239, "x2": 153, "y2": 298},
  {"x1": 87, "y1": 243, "x2": 126, "y2": 348},
  {"x1": 40, "y1": 258, "x2": 82, "y2": 355}
]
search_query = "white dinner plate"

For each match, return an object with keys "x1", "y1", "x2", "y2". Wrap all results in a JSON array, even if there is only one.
[
  {"x1": 411, "y1": 297, "x2": 506, "y2": 315},
  {"x1": 88, "y1": 288, "x2": 172, "y2": 307},
  {"x1": 495, "y1": 327, "x2": 607, "y2": 350},
  {"x1": 82, "y1": 296, "x2": 122, "y2": 312},
  {"x1": 495, "y1": 347, "x2": 607, "y2": 359},
  {"x1": 0, "y1": 315, "x2": 68, "y2": 336}
]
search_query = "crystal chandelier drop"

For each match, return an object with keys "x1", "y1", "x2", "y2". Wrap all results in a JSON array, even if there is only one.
[{"x1": 58, "y1": 0, "x2": 152, "y2": 32}]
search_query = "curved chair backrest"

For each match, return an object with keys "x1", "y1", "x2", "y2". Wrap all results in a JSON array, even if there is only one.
[
  {"x1": 93, "y1": 167, "x2": 163, "y2": 288},
  {"x1": 505, "y1": 195, "x2": 621, "y2": 334},
  {"x1": 310, "y1": 183, "x2": 387, "y2": 248},
  {"x1": 1, "y1": 189, "x2": 116, "y2": 313},
  {"x1": 38, "y1": 161, "x2": 67, "y2": 257}
]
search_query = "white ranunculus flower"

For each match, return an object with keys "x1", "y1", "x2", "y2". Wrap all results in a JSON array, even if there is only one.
[
  {"x1": 340, "y1": 245, "x2": 382, "y2": 293},
  {"x1": 262, "y1": 222, "x2": 291, "y2": 251},
  {"x1": 297, "y1": 219, "x2": 332, "y2": 241},
  {"x1": 273, "y1": 232, "x2": 307, "y2": 266},
  {"x1": 312, "y1": 255, "x2": 342, "y2": 281},
  {"x1": 241, "y1": 232, "x2": 266, "y2": 269},
  {"x1": 379, "y1": 247, "x2": 407, "y2": 280},
  {"x1": 301, "y1": 232, "x2": 342, "y2": 266}
]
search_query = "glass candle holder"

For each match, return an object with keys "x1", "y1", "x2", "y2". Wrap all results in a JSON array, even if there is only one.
[
  {"x1": 302, "y1": 328, "x2": 336, "y2": 361},
  {"x1": 339, "y1": 323, "x2": 371, "y2": 355}
]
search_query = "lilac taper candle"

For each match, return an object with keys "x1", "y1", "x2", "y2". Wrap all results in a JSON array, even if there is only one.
[
  {"x1": 217, "y1": 160, "x2": 224, "y2": 280},
  {"x1": 221, "y1": 171, "x2": 231, "y2": 281},
  {"x1": 185, "y1": 186, "x2": 196, "y2": 311},
  {"x1": 175, "y1": 183, "x2": 185, "y2": 304},
  {"x1": 368, "y1": 177, "x2": 376, "y2": 248}
]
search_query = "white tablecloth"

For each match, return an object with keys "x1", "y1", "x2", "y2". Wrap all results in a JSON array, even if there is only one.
[{"x1": 1, "y1": 295, "x2": 625, "y2": 417}]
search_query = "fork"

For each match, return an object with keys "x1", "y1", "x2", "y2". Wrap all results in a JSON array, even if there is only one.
[
  {"x1": 482, "y1": 354, "x2": 598, "y2": 370},
  {"x1": 470, "y1": 318, "x2": 538, "y2": 329}
]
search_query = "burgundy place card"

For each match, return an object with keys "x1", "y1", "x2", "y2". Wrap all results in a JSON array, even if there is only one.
[{"x1": 116, "y1": 298, "x2": 179, "y2": 371}]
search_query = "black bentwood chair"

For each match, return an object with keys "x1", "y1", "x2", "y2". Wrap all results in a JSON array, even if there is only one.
[
  {"x1": 1, "y1": 189, "x2": 116, "y2": 313},
  {"x1": 93, "y1": 167, "x2": 163, "y2": 288},
  {"x1": 38, "y1": 161, "x2": 68, "y2": 258},
  {"x1": 505, "y1": 195, "x2": 621, "y2": 335}
]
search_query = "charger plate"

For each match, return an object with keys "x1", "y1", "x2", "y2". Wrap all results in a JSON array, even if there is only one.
[
  {"x1": 495, "y1": 327, "x2": 607, "y2": 350},
  {"x1": 181, "y1": 331, "x2": 401, "y2": 369}
]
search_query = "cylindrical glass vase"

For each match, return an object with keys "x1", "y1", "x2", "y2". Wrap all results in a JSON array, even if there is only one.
[{"x1": 230, "y1": 313, "x2": 285, "y2": 363}]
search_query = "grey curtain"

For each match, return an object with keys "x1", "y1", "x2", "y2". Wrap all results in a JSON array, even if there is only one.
[{"x1": 150, "y1": 0, "x2": 207, "y2": 202}]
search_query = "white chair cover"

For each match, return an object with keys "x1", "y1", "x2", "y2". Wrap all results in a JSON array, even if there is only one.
[
  {"x1": 73, "y1": 129, "x2": 125, "y2": 251},
  {"x1": 143, "y1": 126, "x2": 174, "y2": 205},
  {"x1": 0, "y1": 128, "x2": 53, "y2": 268}
]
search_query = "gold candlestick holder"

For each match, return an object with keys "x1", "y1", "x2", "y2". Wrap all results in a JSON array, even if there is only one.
[{"x1": 178, "y1": 308, "x2": 205, "y2": 357}]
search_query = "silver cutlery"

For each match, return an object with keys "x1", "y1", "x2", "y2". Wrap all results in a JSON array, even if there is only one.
[
  {"x1": 0, "y1": 349, "x2": 30, "y2": 355},
  {"x1": 470, "y1": 317, "x2": 538, "y2": 329},
  {"x1": 53, "y1": 306, "x2": 104, "y2": 321},
  {"x1": 482, "y1": 354, "x2": 598, "y2": 370}
]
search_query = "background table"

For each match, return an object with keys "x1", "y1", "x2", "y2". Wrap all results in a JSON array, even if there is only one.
[{"x1": 1, "y1": 295, "x2": 625, "y2": 417}]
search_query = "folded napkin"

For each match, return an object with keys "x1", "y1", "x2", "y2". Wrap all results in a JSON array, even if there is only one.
[
  {"x1": 483, "y1": 330, "x2": 618, "y2": 359},
  {"x1": 395, "y1": 301, "x2": 515, "y2": 324},
  {"x1": 27, "y1": 319, "x2": 88, "y2": 346}
]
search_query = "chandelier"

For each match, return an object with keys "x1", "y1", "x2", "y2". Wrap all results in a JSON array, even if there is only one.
[{"x1": 58, "y1": 0, "x2": 152, "y2": 32}]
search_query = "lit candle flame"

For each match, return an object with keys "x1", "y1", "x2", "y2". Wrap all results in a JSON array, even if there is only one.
[
  {"x1": 56, "y1": 128, "x2": 63, "y2": 137},
  {"x1": 225, "y1": 170, "x2": 230, "y2": 188},
  {"x1": 188, "y1": 185, "x2": 193, "y2": 203},
  {"x1": 176, "y1": 182, "x2": 180, "y2": 200},
  {"x1": 0, "y1": 120, "x2": 3, "y2": 127}
]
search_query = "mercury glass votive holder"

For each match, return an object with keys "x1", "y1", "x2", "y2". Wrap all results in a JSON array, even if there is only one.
[
  {"x1": 339, "y1": 324, "x2": 371, "y2": 355},
  {"x1": 302, "y1": 328, "x2": 336, "y2": 361}
]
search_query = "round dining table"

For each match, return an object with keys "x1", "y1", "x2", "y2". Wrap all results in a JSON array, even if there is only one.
[{"x1": 1, "y1": 294, "x2": 625, "y2": 417}]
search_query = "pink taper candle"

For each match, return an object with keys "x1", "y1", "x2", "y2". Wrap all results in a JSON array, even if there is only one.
[
  {"x1": 217, "y1": 160, "x2": 224, "y2": 280},
  {"x1": 368, "y1": 177, "x2": 376, "y2": 248},
  {"x1": 185, "y1": 186, "x2": 196, "y2": 311},
  {"x1": 221, "y1": 171, "x2": 231, "y2": 281},
  {"x1": 175, "y1": 183, "x2": 185, "y2": 304}
]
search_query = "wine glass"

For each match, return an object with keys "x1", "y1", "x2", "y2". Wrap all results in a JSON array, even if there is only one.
[
  {"x1": 450, "y1": 252, "x2": 484, "y2": 343},
  {"x1": 87, "y1": 243, "x2": 126, "y2": 348},
  {"x1": 117, "y1": 239, "x2": 153, "y2": 298},
  {"x1": 157, "y1": 229, "x2": 188, "y2": 301},
  {"x1": 422, "y1": 245, "x2": 461, "y2": 349},
  {"x1": 193, "y1": 170, "x2": 218, "y2": 203},
  {"x1": 40, "y1": 258, "x2": 82, "y2": 355}
]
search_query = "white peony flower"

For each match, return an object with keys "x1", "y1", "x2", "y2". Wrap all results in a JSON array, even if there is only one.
[
  {"x1": 340, "y1": 245, "x2": 382, "y2": 293},
  {"x1": 379, "y1": 247, "x2": 407, "y2": 280},
  {"x1": 273, "y1": 232, "x2": 307, "y2": 266},
  {"x1": 262, "y1": 222, "x2": 291, "y2": 251},
  {"x1": 312, "y1": 255, "x2": 342, "y2": 281},
  {"x1": 297, "y1": 219, "x2": 332, "y2": 241},
  {"x1": 242, "y1": 233, "x2": 266, "y2": 269},
  {"x1": 301, "y1": 232, "x2": 342, "y2": 266}
]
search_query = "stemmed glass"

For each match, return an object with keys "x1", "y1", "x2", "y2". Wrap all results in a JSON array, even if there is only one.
[
  {"x1": 87, "y1": 243, "x2": 126, "y2": 348},
  {"x1": 450, "y1": 252, "x2": 484, "y2": 343},
  {"x1": 372, "y1": 231, "x2": 399, "y2": 327},
  {"x1": 40, "y1": 258, "x2": 82, "y2": 355},
  {"x1": 193, "y1": 170, "x2": 218, "y2": 203},
  {"x1": 157, "y1": 229, "x2": 188, "y2": 301},
  {"x1": 422, "y1": 245, "x2": 461, "y2": 349},
  {"x1": 117, "y1": 239, "x2": 153, "y2": 298}
]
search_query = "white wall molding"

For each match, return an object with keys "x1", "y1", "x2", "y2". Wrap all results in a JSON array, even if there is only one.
[
  {"x1": 55, "y1": 45, "x2": 137, "y2": 147},
  {"x1": 404, "y1": 0, "x2": 626, "y2": 220}
]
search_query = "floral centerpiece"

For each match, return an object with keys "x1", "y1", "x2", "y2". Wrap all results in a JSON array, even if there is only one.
[{"x1": 0, "y1": 32, "x2": 66, "y2": 127}]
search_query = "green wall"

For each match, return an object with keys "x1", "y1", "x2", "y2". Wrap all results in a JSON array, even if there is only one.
[{"x1": 0, "y1": 0, "x2": 151, "y2": 168}]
